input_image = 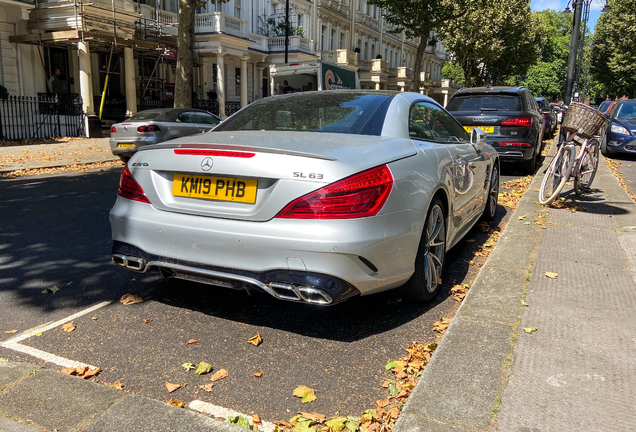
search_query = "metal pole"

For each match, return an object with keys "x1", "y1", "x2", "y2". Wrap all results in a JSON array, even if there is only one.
[
  {"x1": 284, "y1": 0, "x2": 289, "y2": 63},
  {"x1": 576, "y1": 0, "x2": 590, "y2": 99},
  {"x1": 564, "y1": 0, "x2": 583, "y2": 106}
]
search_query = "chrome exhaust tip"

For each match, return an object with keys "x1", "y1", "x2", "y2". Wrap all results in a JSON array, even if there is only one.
[
  {"x1": 268, "y1": 282, "x2": 333, "y2": 305},
  {"x1": 112, "y1": 254, "x2": 146, "y2": 272}
]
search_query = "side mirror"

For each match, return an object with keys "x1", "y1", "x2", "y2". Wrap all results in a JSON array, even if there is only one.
[{"x1": 471, "y1": 128, "x2": 487, "y2": 148}]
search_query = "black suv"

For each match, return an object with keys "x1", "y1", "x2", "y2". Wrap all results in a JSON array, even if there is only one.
[{"x1": 446, "y1": 86, "x2": 544, "y2": 173}]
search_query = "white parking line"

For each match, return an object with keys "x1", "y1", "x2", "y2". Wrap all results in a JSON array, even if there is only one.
[
  {"x1": 189, "y1": 400, "x2": 276, "y2": 432},
  {"x1": 0, "y1": 300, "x2": 112, "y2": 369}
]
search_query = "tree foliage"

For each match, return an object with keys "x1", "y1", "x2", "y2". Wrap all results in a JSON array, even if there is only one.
[
  {"x1": 438, "y1": 0, "x2": 546, "y2": 87},
  {"x1": 367, "y1": 0, "x2": 486, "y2": 91},
  {"x1": 590, "y1": 0, "x2": 636, "y2": 99}
]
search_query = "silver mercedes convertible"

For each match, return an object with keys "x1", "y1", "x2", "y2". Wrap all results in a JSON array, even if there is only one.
[{"x1": 110, "y1": 91, "x2": 499, "y2": 305}]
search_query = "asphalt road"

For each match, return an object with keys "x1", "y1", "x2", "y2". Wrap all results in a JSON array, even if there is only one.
[{"x1": 0, "y1": 159, "x2": 530, "y2": 421}]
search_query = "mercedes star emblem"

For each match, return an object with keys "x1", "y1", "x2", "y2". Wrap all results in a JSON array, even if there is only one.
[{"x1": 201, "y1": 157, "x2": 213, "y2": 171}]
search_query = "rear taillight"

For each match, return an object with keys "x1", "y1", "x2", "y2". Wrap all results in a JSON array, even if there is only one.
[
  {"x1": 137, "y1": 125, "x2": 161, "y2": 133},
  {"x1": 543, "y1": 113, "x2": 549, "y2": 118},
  {"x1": 118, "y1": 165, "x2": 151, "y2": 204},
  {"x1": 501, "y1": 117, "x2": 532, "y2": 127},
  {"x1": 111, "y1": 126, "x2": 117, "y2": 133},
  {"x1": 276, "y1": 165, "x2": 393, "y2": 219}
]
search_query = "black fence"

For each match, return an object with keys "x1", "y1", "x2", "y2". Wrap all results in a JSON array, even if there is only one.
[
  {"x1": 95, "y1": 97, "x2": 241, "y2": 122},
  {"x1": 0, "y1": 94, "x2": 85, "y2": 141}
]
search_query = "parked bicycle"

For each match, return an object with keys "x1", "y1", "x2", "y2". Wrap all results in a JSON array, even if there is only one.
[{"x1": 539, "y1": 103, "x2": 606, "y2": 205}]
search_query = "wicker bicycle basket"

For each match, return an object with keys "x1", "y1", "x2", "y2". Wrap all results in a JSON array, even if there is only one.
[{"x1": 561, "y1": 102, "x2": 606, "y2": 139}]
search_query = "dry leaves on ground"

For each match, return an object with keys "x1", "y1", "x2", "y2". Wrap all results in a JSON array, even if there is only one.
[
  {"x1": 119, "y1": 293, "x2": 143, "y2": 305},
  {"x1": 252, "y1": 414, "x2": 262, "y2": 425},
  {"x1": 547, "y1": 198, "x2": 585, "y2": 211},
  {"x1": 545, "y1": 272, "x2": 558, "y2": 279},
  {"x1": 165, "y1": 382, "x2": 181, "y2": 393},
  {"x1": 524, "y1": 327, "x2": 538, "y2": 333},
  {"x1": 247, "y1": 332, "x2": 263, "y2": 346},
  {"x1": 167, "y1": 397, "x2": 185, "y2": 408},
  {"x1": 293, "y1": 385, "x2": 317, "y2": 403},
  {"x1": 200, "y1": 383, "x2": 215, "y2": 392},
  {"x1": 4, "y1": 330, "x2": 17, "y2": 334},
  {"x1": 450, "y1": 284, "x2": 470, "y2": 302},
  {"x1": 210, "y1": 369, "x2": 229, "y2": 382},
  {"x1": 195, "y1": 362, "x2": 213, "y2": 375},
  {"x1": 0, "y1": 160, "x2": 123, "y2": 178},
  {"x1": 187, "y1": 339, "x2": 198, "y2": 344},
  {"x1": 253, "y1": 372, "x2": 263, "y2": 377},
  {"x1": 606, "y1": 159, "x2": 636, "y2": 201},
  {"x1": 61, "y1": 322, "x2": 75, "y2": 332},
  {"x1": 106, "y1": 380, "x2": 124, "y2": 389},
  {"x1": 61, "y1": 366, "x2": 100, "y2": 379},
  {"x1": 499, "y1": 176, "x2": 534, "y2": 209},
  {"x1": 433, "y1": 317, "x2": 451, "y2": 334},
  {"x1": 143, "y1": 318, "x2": 152, "y2": 323}
]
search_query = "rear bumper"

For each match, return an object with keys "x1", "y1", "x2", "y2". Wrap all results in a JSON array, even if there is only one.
[
  {"x1": 110, "y1": 136, "x2": 163, "y2": 156},
  {"x1": 606, "y1": 134, "x2": 636, "y2": 154},
  {"x1": 488, "y1": 140, "x2": 536, "y2": 161},
  {"x1": 109, "y1": 198, "x2": 424, "y2": 303}
]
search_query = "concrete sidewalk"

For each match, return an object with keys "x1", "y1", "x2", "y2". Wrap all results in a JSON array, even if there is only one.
[
  {"x1": 395, "y1": 146, "x2": 636, "y2": 432},
  {"x1": 1, "y1": 143, "x2": 635, "y2": 431},
  {"x1": 0, "y1": 138, "x2": 117, "y2": 173}
]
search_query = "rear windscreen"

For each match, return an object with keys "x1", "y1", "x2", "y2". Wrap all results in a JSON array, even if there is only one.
[
  {"x1": 446, "y1": 95, "x2": 522, "y2": 112},
  {"x1": 127, "y1": 111, "x2": 162, "y2": 121},
  {"x1": 214, "y1": 92, "x2": 391, "y2": 135}
]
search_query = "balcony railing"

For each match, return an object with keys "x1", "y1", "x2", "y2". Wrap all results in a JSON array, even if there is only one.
[
  {"x1": 389, "y1": 67, "x2": 412, "y2": 79},
  {"x1": 319, "y1": 49, "x2": 358, "y2": 67},
  {"x1": 441, "y1": 79, "x2": 462, "y2": 89},
  {"x1": 359, "y1": 59, "x2": 389, "y2": 74},
  {"x1": 355, "y1": 11, "x2": 379, "y2": 31},
  {"x1": 268, "y1": 36, "x2": 315, "y2": 55},
  {"x1": 195, "y1": 12, "x2": 249, "y2": 39}
]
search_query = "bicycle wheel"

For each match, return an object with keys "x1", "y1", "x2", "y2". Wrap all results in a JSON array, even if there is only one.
[
  {"x1": 539, "y1": 144, "x2": 576, "y2": 205},
  {"x1": 574, "y1": 139, "x2": 600, "y2": 194}
]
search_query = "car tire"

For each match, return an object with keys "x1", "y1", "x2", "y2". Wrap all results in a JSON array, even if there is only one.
[
  {"x1": 481, "y1": 163, "x2": 499, "y2": 222},
  {"x1": 401, "y1": 197, "x2": 446, "y2": 302},
  {"x1": 119, "y1": 155, "x2": 131, "y2": 163},
  {"x1": 521, "y1": 149, "x2": 537, "y2": 174},
  {"x1": 601, "y1": 135, "x2": 609, "y2": 156}
]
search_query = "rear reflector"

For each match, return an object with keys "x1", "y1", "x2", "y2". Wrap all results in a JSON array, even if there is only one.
[
  {"x1": 137, "y1": 125, "x2": 161, "y2": 132},
  {"x1": 118, "y1": 165, "x2": 151, "y2": 203},
  {"x1": 498, "y1": 142, "x2": 531, "y2": 147},
  {"x1": 174, "y1": 149, "x2": 255, "y2": 158},
  {"x1": 276, "y1": 165, "x2": 393, "y2": 219},
  {"x1": 111, "y1": 126, "x2": 117, "y2": 133},
  {"x1": 501, "y1": 117, "x2": 532, "y2": 127}
]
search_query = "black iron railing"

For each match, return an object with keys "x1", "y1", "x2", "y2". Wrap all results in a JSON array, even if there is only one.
[{"x1": 0, "y1": 94, "x2": 84, "y2": 141}]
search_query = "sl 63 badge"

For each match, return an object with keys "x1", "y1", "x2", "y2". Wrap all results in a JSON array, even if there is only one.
[{"x1": 293, "y1": 172, "x2": 324, "y2": 179}]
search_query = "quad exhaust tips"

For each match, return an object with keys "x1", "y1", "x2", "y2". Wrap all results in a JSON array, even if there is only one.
[{"x1": 111, "y1": 254, "x2": 334, "y2": 305}]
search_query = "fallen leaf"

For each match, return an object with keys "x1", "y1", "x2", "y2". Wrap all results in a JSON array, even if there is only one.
[
  {"x1": 387, "y1": 381, "x2": 398, "y2": 396},
  {"x1": 518, "y1": 215, "x2": 527, "y2": 220},
  {"x1": 78, "y1": 367, "x2": 101, "y2": 379},
  {"x1": 210, "y1": 369, "x2": 229, "y2": 382},
  {"x1": 167, "y1": 397, "x2": 184, "y2": 407},
  {"x1": 92, "y1": 317, "x2": 97, "y2": 321},
  {"x1": 119, "y1": 293, "x2": 143, "y2": 305},
  {"x1": 384, "y1": 361, "x2": 399, "y2": 370},
  {"x1": 253, "y1": 372, "x2": 263, "y2": 377},
  {"x1": 143, "y1": 318, "x2": 152, "y2": 323},
  {"x1": 544, "y1": 272, "x2": 558, "y2": 279},
  {"x1": 376, "y1": 399, "x2": 389, "y2": 407},
  {"x1": 187, "y1": 339, "x2": 198, "y2": 344},
  {"x1": 195, "y1": 362, "x2": 213, "y2": 375},
  {"x1": 253, "y1": 414, "x2": 261, "y2": 425},
  {"x1": 228, "y1": 416, "x2": 251, "y2": 429},
  {"x1": 61, "y1": 322, "x2": 75, "y2": 332},
  {"x1": 4, "y1": 330, "x2": 17, "y2": 334},
  {"x1": 182, "y1": 362, "x2": 195, "y2": 372},
  {"x1": 325, "y1": 418, "x2": 347, "y2": 432},
  {"x1": 247, "y1": 332, "x2": 263, "y2": 347},
  {"x1": 299, "y1": 412, "x2": 326, "y2": 423},
  {"x1": 433, "y1": 317, "x2": 451, "y2": 333},
  {"x1": 165, "y1": 382, "x2": 181, "y2": 393},
  {"x1": 109, "y1": 380, "x2": 124, "y2": 389},
  {"x1": 61, "y1": 367, "x2": 76, "y2": 375},
  {"x1": 524, "y1": 327, "x2": 538, "y2": 333},
  {"x1": 274, "y1": 421, "x2": 294, "y2": 429},
  {"x1": 34, "y1": 332, "x2": 43, "y2": 337},
  {"x1": 200, "y1": 383, "x2": 215, "y2": 392},
  {"x1": 293, "y1": 385, "x2": 317, "y2": 403},
  {"x1": 346, "y1": 417, "x2": 361, "y2": 432}
]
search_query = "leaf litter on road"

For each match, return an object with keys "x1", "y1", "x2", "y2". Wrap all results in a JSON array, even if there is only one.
[
  {"x1": 293, "y1": 385, "x2": 317, "y2": 403},
  {"x1": 61, "y1": 322, "x2": 75, "y2": 332},
  {"x1": 247, "y1": 332, "x2": 263, "y2": 346},
  {"x1": 119, "y1": 293, "x2": 143, "y2": 305},
  {"x1": 167, "y1": 397, "x2": 184, "y2": 408},
  {"x1": 195, "y1": 362, "x2": 213, "y2": 375},
  {"x1": 210, "y1": 369, "x2": 229, "y2": 382},
  {"x1": 165, "y1": 382, "x2": 181, "y2": 393}
]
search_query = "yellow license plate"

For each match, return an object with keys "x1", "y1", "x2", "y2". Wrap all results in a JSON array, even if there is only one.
[
  {"x1": 464, "y1": 126, "x2": 494, "y2": 134},
  {"x1": 172, "y1": 174, "x2": 257, "y2": 204},
  {"x1": 118, "y1": 143, "x2": 135, "y2": 149}
]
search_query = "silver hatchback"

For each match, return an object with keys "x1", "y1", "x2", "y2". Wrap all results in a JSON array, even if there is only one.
[{"x1": 110, "y1": 108, "x2": 221, "y2": 162}]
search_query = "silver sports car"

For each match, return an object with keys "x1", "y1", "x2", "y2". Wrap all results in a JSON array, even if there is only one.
[
  {"x1": 110, "y1": 108, "x2": 221, "y2": 162},
  {"x1": 110, "y1": 91, "x2": 499, "y2": 305}
]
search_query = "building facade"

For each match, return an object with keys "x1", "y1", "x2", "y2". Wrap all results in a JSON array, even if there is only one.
[{"x1": 2, "y1": 0, "x2": 459, "y2": 131}]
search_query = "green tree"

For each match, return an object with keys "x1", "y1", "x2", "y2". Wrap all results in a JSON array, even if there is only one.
[
  {"x1": 367, "y1": 0, "x2": 486, "y2": 91},
  {"x1": 441, "y1": 61, "x2": 465, "y2": 85},
  {"x1": 175, "y1": 0, "x2": 229, "y2": 108},
  {"x1": 590, "y1": 0, "x2": 636, "y2": 98},
  {"x1": 439, "y1": 0, "x2": 546, "y2": 87}
]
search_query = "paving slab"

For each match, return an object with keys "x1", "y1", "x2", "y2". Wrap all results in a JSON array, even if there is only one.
[
  {"x1": 0, "y1": 417, "x2": 43, "y2": 432},
  {"x1": 0, "y1": 362, "x2": 40, "y2": 388},
  {"x1": 398, "y1": 316, "x2": 515, "y2": 431},
  {"x1": 0, "y1": 369, "x2": 123, "y2": 432},
  {"x1": 83, "y1": 395, "x2": 245, "y2": 432}
]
